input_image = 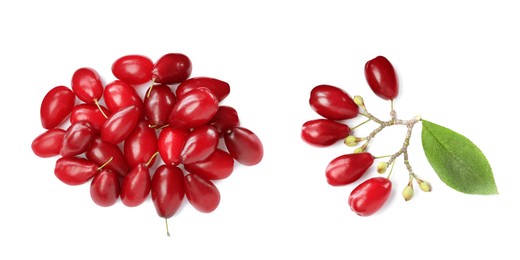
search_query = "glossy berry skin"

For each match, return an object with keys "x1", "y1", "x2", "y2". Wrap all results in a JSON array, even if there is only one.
[
  {"x1": 86, "y1": 137, "x2": 130, "y2": 177},
  {"x1": 224, "y1": 127, "x2": 263, "y2": 166},
  {"x1": 152, "y1": 53, "x2": 192, "y2": 84},
  {"x1": 151, "y1": 165, "x2": 185, "y2": 218},
  {"x1": 144, "y1": 84, "x2": 176, "y2": 128},
  {"x1": 111, "y1": 54, "x2": 153, "y2": 85},
  {"x1": 176, "y1": 77, "x2": 230, "y2": 102},
  {"x1": 309, "y1": 85, "x2": 358, "y2": 120},
  {"x1": 184, "y1": 173, "x2": 220, "y2": 213},
  {"x1": 365, "y1": 56, "x2": 399, "y2": 100},
  {"x1": 32, "y1": 129, "x2": 65, "y2": 158},
  {"x1": 103, "y1": 80, "x2": 144, "y2": 116},
  {"x1": 101, "y1": 105, "x2": 140, "y2": 144},
  {"x1": 120, "y1": 164, "x2": 151, "y2": 207},
  {"x1": 169, "y1": 88, "x2": 219, "y2": 129},
  {"x1": 124, "y1": 120, "x2": 158, "y2": 168},
  {"x1": 54, "y1": 157, "x2": 98, "y2": 185},
  {"x1": 326, "y1": 153, "x2": 374, "y2": 186},
  {"x1": 301, "y1": 119, "x2": 350, "y2": 147},
  {"x1": 349, "y1": 177, "x2": 392, "y2": 216},
  {"x1": 71, "y1": 67, "x2": 103, "y2": 103},
  {"x1": 70, "y1": 104, "x2": 110, "y2": 132},
  {"x1": 40, "y1": 86, "x2": 76, "y2": 129},
  {"x1": 181, "y1": 125, "x2": 219, "y2": 164},
  {"x1": 90, "y1": 169, "x2": 120, "y2": 207},
  {"x1": 185, "y1": 149, "x2": 234, "y2": 180},
  {"x1": 158, "y1": 127, "x2": 188, "y2": 166},
  {"x1": 210, "y1": 106, "x2": 240, "y2": 136},
  {"x1": 60, "y1": 121, "x2": 95, "y2": 157}
]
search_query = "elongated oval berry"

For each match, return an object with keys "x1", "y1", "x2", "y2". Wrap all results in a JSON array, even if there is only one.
[
  {"x1": 101, "y1": 105, "x2": 140, "y2": 144},
  {"x1": 144, "y1": 84, "x2": 176, "y2": 128},
  {"x1": 349, "y1": 177, "x2": 392, "y2": 216},
  {"x1": 169, "y1": 88, "x2": 218, "y2": 129},
  {"x1": 326, "y1": 153, "x2": 374, "y2": 186},
  {"x1": 185, "y1": 149, "x2": 234, "y2": 180},
  {"x1": 224, "y1": 127, "x2": 263, "y2": 166},
  {"x1": 120, "y1": 164, "x2": 151, "y2": 207},
  {"x1": 40, "y1": 86, "x2": 76, "y2": 129},
  {"x1": 71, "y1": 67, "x2": 103, "y2": 103},
  {"x1": 54, "y1": 157, "x2": 98, "y2": 185},
  {"x1": 70, "y1": 104, "x2": 110, "y2": 132},
  {"x1": 301, "y1": 119, "x2": 350, "y2": 147},
  {"x1": 60, "y1": 121, "x2": 95, "y2": 157},
  {"x1": 152, "y1": 53, "x2": 192, "y2": 84},
  {"x1": 176, "y1": 77, "x2": 230, "y2": 102},
  {"x1": 86, "y1": 137, "x2": 129, "y2": 177},
  {"x1": 112, "y1": 54, "x2": 153, "y2": 85},
  {"x1": 309, "y1": 85, "x2": 358, "y2": 120},
  {"x1": 32, "y1": 129, "x2": 66, "y2": 158},
  {"x1": 103, "y1": 80, "x2": 144, "y2": 115},
  {"x1": 181, "y1": 125, "x2": 219, "y2": 164},
  {"x1": 184, "y1": 173, "x2": 220, "y2": 213},
  {"x1": 365, "y1": 56, "x2": 398, "y2": 100},
  {"x1": 151, "y1": 165, "x2": 185, "y2": 218},
  {"x1": 158, "y1": 127, "x2": 188, "y2": 166},
  {"x1": 90, "y1": 169, "x2": 120, "y2": 207},
  {"x1": 209, "y1": 106, "x2": 240, "y2": 136},
  {"x1": 124, "y1": 120, "x2": 158, "y2": 168}
]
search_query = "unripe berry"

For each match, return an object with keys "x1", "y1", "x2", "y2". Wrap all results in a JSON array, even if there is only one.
[
  {"x1": 402, "y1": 185, "x2": 414, "y2": 201},
  {"x1": 345, "y1": 135, "x2": 358, "y2": 147},
  {"x1": 354, "y1": 95, "x2": 365, "y2": 107},
  {"x1": 353, "y1": 147, "x2": 364, "y2": 154},
  {"x1": 377, "y1": 161, "x2": 388, "y2": 174},
  {"x1": 418, "y1": 180, "x2": 432, "y2": 192}
]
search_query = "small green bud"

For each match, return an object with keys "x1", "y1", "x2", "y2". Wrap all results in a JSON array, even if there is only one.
[
  {"x1": 402, "y1": 185, "x2": 414, "y2": 201},
  {"x1": 353, "y1": 147, "x2": 364, "y2": 154},
  {"x1": 418, "y1": 180, "x2": 432, "y2": 192},
  {"x1": 354, "y1": 95, "x2": 365, "y2": 107},
  {"x1": 344, "y1": 136, "x2": 358, "y2": 147},
  {"x1": 377, "y1": 162, "x2": 388, "y2": 174}
]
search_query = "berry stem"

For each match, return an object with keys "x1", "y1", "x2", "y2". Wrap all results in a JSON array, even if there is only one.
[
  {"x1": 146, "y1": 79, "x2": 155, "y2": 98},
  {"x1": 387, "y1": 160, "x2": 396, "y2": 179},
  {"x1": 165, "y1": 218, "x2": 171, "y2": 237},
  {"x1": 97, "y1": 157, "x2": 113, "y2": 170},
  {"x1": 145, "y1": 152, "x2": 159, "y2": 167},
  {"x1": 94, "y1": 99, "x2": 108, "y2": 119},
  {"x1": 351, "y1": 118, "x2": 371, "y2": 131}
]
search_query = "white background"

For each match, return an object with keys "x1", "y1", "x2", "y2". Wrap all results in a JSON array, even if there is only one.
[{"x1": 1, "y1": 1, "x2": 518, "y2": 259}]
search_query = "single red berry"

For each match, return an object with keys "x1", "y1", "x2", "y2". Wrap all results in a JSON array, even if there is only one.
[
  {"x1": 120, "y1": 163, "x2": 151, "y2": 207},
  {"x1": 54, "y1": 157, "x2": 98, "y2": 186},
  {"x1": 301, "y1": 119, "x2": 350, "y2": 147},
  {"x1": 168, "y1": 88, "x2": 218, "y2": 129},
  {"x1": 90, "y1": 169, "x2": 120, "y2": 207},
  {"x1": 60, "y1": 121, "x2": 96, "y2": 157},
  {"x1": 101, "y1": 105, "x2": 140, "y2": 144},
  {"x1": 364, "y1": 56, "x2": 399, "y2": 100},
  {"x1": 326, "y1": 153, "x2": 374, "y2": 186},
  {"x1": 349, "y1": 177, "x2": 392, "y2": 216},
  {"x1": 144, "y1": 84, "x2": 176, "y2": 128},
  {"x1": 184, "y1": 173, "x2": 220, "y2": 213},
  {"x1": 32, "y1": 129, "x2": 66, "y2": 158},
  {"x1": 86, "y1": 137, "x2": 130, "y2": 177},
  {"x1": 112, "y1": 54, "x2": 153, "y2": 85},
  {"x1": 224, "y1": 127, "x2": 263, "y2": 166},
  {"x1": 151, "y1": 165, "x2": 185, "y2": 218},
  {"x1": 209, "y1": 106, "x2": 240, "y2": 136},
  {"x1": 124, "y1": 120, "x2": 158, "y2": 169},
  {"x1": 176, "y1": 77, "x2": 230, "y2": 102},
  {"x1": 184, "y1": 149, "x2": 234, "y2": 180},
  {"x1": 70, "y1": 104, "x2": 110, "y2": 133},
  {"x1": 309, "y1": 85, "x2": 358, "y2": 120},
  {"x1": 157, "y1": 127, "x2": 188, "y2": 166},
  {"x1": 151, "y1": 53, "x2": 192, "y2": 84},
  {"x1": 103, "y1": 80, "x2": 144, "y2": 116},
  {"x1": 180, "y1": 125, "x2": 219, "y2": 164},
  {"x1": 71, "y1": 67, "x2": 104, "y2": 103},
  {"x1": 40, "y1": 86, "x2": 76, "y2": 129}
]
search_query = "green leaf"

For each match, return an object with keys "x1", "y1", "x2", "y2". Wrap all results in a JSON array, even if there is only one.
[{"x1": 421, "y1": 120, "x2": 497, "y2": 195}]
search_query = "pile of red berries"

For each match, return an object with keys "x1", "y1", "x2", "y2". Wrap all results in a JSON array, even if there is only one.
[
  {"x1": 302, "y1": 56, "x2": 405, "y2": 216},
  {"x1": 31, "y1": 53, "x2": 263, "y2": 235}
]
